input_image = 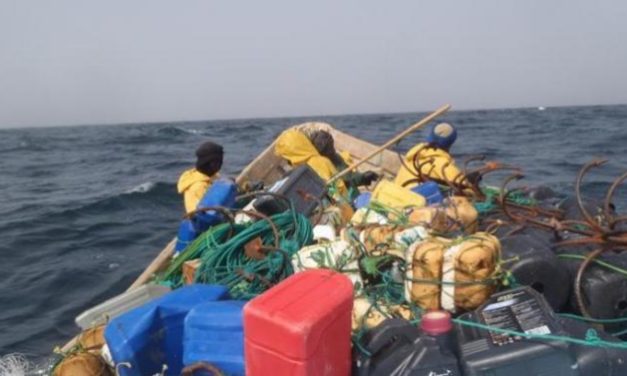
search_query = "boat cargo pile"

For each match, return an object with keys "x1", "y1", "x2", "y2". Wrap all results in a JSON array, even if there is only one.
[{"x1": 53, "y1": 107, "x2": 627, "y2": 376}]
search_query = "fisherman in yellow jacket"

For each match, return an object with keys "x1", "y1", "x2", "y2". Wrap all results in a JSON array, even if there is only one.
[
  {"x1": 177, "y1": 141, "x2": 223, "y2": 214},
  {"x1": 395, "y1": 122, "x2": 464, "y2": 188},
  {"x1": 274, "y1": 128, "x2": 348, "y2": 194},
  {"x1": 307, "y1": 129, "x2": 379, "y2": 192}
]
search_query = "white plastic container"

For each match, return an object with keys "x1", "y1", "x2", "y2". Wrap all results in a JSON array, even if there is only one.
[
  {"x1": 312, "y1": 224, "x2": 337, "y2": 242},
  {"x1": 394, "y1": 226, "x2": 429, "y2": 248},
  {"x1": 75, "y1": 284, "x2": 171, "y2": 330},
  {"x1": 234, "y1": 201, "x2": 256, "y2": 224},
  {"x1": 350, "y1": 208, "x2": 389, "y2": 225},
  {"x1": 292, "y1": 240, "x2": 362, "y2": 287}
]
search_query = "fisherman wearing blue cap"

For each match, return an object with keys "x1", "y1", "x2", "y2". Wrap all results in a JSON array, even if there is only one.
[{"x1": 394, "y1": 122, "x2": 464, "y2": 188}]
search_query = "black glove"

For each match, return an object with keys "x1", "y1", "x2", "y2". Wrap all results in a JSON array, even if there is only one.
[
  {"x1": 360, "y1": 171, "x2": 380, "y2": 186},
  {"x1": 239, "y1": 180, "x2": 265, "y2": 193},
  {"x1": 465, "y1": 171, "x2": 482, "y2": 186},
  {"x1": 249, "y1": 180, "x2": 265, "y2": 192}
]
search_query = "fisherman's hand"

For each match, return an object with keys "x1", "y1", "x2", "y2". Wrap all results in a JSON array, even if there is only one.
[
  {"x1": 239, "y1": 180, "x2": 265, "y2": 193},
  {"x1": 465, "y1": 171, "x2": 482, "y2": 186},
  {"x1": 360, "y1": 171, "x2": 380, "y2": 186},
  {"x1": 249, "y1": 181, "x2": 265, "y2": 192}
]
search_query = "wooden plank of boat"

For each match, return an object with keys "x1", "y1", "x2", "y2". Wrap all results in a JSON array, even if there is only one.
[{"x1": 61, "y1": 123, "x2": 401, "y2": 351}]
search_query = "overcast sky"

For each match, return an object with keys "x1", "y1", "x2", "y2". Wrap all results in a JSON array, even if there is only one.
[{"x1": 1, "y1": 1, "x2": 626, "y2": 128}]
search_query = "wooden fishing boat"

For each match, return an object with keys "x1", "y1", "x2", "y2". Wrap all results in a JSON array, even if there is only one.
[
  {"x1": 61, "y1": 122, "x2": 404, "y2": 351},
  {"x1": 58, "y1": 106, "x2": 627, "y2": 375}
]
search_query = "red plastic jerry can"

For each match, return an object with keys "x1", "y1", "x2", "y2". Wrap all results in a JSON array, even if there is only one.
[{"x1": 244, "y1": 270, "x2": 354, "y2": 376}]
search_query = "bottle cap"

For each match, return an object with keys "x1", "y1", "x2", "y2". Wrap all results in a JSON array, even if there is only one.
[{"x1": 420, "y1": 310, "x2": 453, "y2": 336}]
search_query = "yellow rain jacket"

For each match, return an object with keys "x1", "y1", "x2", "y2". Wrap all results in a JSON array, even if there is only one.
[
  {"x1": 395, "y1": 143, "x2": 464, "y2": 188},
  {"x1": 338, "y1": 151, "x2": 353, "y2": 165},
  {"x1": 274, "y1": 129, "x2": 347, "y2": 193},
  {"x1": 177, "y1": 168, "x2": 218, "y2": 214}
]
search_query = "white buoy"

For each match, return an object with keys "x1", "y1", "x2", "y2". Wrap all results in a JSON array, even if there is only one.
[{"x1": 538, "y1": 106, "x2": 546, "y2": 111}]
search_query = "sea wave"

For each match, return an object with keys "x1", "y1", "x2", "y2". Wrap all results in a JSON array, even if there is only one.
[
  {"x1": 0, "y1": 353, "x2": 31, "y2": 376},
  {"x1": 61, "y1": 182, "x2": 177, "y2": 216},
  {"x1": 0, "y1": 182, "x2": 177, "y2": 234},
  {"x1": 157, "y1": 125, "x2": 201, "y2": 137},
  {"x1": 124, "y1": 181, "x2": 157, "y2": 194}
]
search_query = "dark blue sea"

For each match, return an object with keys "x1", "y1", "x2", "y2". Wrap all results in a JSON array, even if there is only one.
[{"x1": 1, "y1": 105, "x2": 626, "y2": 367}]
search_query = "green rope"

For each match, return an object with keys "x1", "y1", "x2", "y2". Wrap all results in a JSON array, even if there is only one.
[
  {"x1": 154, "y1": 222, "x2": 236, "y2": 288},
  {"x1": 557, "y1": 254, "x2": 627, "y2": 277},
  {"x1": 453, "y1": 318, "x2": 627, "y2": 350},
  {"x1": 326, "y1": 180, "x2": 353, "y2": 206},
  {"x1": 352, "y1": 334, "x2": 373, "y2": 357},
  {"x1": 366, "y1": 201, "x2": 411, "y2": 225},
  {"x1": 404, "y1": 276, "x2": 500, "y2": 286},
  {"x1": 474, "y1": 186, "x2": 537, "y2": 214},
  {"x1": 612, "y1": 328, "x2": 627, "y2": 337},
  {"x1": 195, "y1": 211, "x2": 313, "y2": 299},
  {"x1": 558, "y1": 313, "x2": 627, "y2": 324}
]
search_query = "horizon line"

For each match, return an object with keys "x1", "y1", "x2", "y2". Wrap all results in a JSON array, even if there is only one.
[{"x1": 2, "y1": 102, "x2": 626, "y2": 131}]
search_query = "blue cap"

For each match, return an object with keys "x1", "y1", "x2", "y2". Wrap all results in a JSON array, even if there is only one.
[{"x1": 426, "y1": 123, "x2": 457, "y2": 150}]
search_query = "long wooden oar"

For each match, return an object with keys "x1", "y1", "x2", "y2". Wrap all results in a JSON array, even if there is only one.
[{"x1": 327, "y1": 104, "x2": 452, "y2": 185}]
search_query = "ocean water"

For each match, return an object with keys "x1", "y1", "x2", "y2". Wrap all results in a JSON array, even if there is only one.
[{"x1": 1, "y1": 105, "x2": 626, "y2": 364}]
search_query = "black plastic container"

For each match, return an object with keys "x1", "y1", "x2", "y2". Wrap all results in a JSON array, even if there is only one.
[
  {"x1": 253, "y1": 165, "x2": 326, "y2": 216},
  {"x1": 500, "y1": 230, "x2": 571, "y2": 311},
  {"x1": 356, "y1": 317, "x2": 461, "y2": 376},
  {"x1": 557, "y1": 250, "x2": 627, "y2": 336},
  {"x1": 455, "y1": 286, "x2": 627, "y2": 376},
  {"x1": 556, "y1": 196, "x2": 606, "y2": 223},
  {"x1": 560, "y1": 317, "x2": 627, "y2": 375}
]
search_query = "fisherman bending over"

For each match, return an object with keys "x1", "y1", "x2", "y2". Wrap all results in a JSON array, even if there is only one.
[
  {"x1": 395, "y1": 122, "x2": 465, "y2": 188},
  {"x1": 177, "y1": 141, "x2": 224, "y2": 214},
  {"x1": 274, "y1": 128, "x2": 349, "y2": 195},
  {"x1": 307, "y1": 129, "x2": 380, "y2": 193}
]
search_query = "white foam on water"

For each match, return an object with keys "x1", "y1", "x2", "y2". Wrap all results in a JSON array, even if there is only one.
[
  {"x1": 0, "y1": 354, "x2": 29, "y2": 376},
  {"x1": 175, "y1": 126, "x2": 202, "y2": 135},
  {"x1": 125, "y1": 181, "x2": 156, "y2": 194}
]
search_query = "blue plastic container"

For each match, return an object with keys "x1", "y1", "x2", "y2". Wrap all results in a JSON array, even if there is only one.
[
  {"x1": 194, "y1": 179, "x2": 238, "y2": 231},
  {"x1": 411, "y1": 181, "x2": 443, "y2": 205},
  {"x1": 104, "y1": 284, "x2": 230, "y2": 376},
  {"x1": 353, "y1": 192, "x2": 372, "y2": 209},
  {"x1": 183, "y1": 300, "x2": 246, "y2": 375},
  {"x1": 175, "y1": 219, "x2": 198, "y2": 254},
  {"x1": 175, "y1": 179, "x2": 238, "y2": 255}
]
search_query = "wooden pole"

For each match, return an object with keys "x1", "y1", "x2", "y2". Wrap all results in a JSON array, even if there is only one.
[{"x1": 327, "y1": 104, "x2": 452, "y2": 185}]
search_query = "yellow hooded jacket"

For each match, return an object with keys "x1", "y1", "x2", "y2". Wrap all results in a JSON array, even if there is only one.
[
  {"x1": 177, "y1": 168, "x2": 218, "y2": 214},
  {"x1": 274, "y1": 129, "x2": 347, "y2": 193},
  {"x1": 338, "y1": 151, "x2": 353, "y2": 166},
  {"x1": 395, "y1": 143, "x2": 463, "y2": 188}
]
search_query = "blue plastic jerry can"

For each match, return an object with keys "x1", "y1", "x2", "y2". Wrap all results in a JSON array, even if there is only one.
[
  {"x1": 193, "y1": 179, "x2": 238, "y2": 232},
  {"x1": 104, "y1": 284, "x2": 230, "y2": 376},
  {"x1": 175, "y1": 179, "x2": 238, "y2": 256},
  {"x1": 353, "y1": 192, "x2": 372, "y2": 209},
  {"x1": 411, "y1": 181, "x2": 444, "y2": 205},
  {"x1": 183, "y1": 300, "x2": 247, "y2": 375},
  {"x1": 175, "y1": 219, "x2": 198, "y2": 254}
]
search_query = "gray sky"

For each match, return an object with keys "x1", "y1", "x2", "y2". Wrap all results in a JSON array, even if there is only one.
[{"x1": 1, "y1": 0, "x2": 626, "y2": 128}]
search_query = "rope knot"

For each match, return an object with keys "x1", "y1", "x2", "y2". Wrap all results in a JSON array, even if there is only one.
[{"x1": 584, "y1": 328, "x2": 601, "y2": 344}]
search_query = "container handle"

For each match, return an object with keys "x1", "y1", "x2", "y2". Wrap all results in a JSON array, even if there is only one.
[{"x1": 180, "y1": 362, "x2": 225, "y2": 376}]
